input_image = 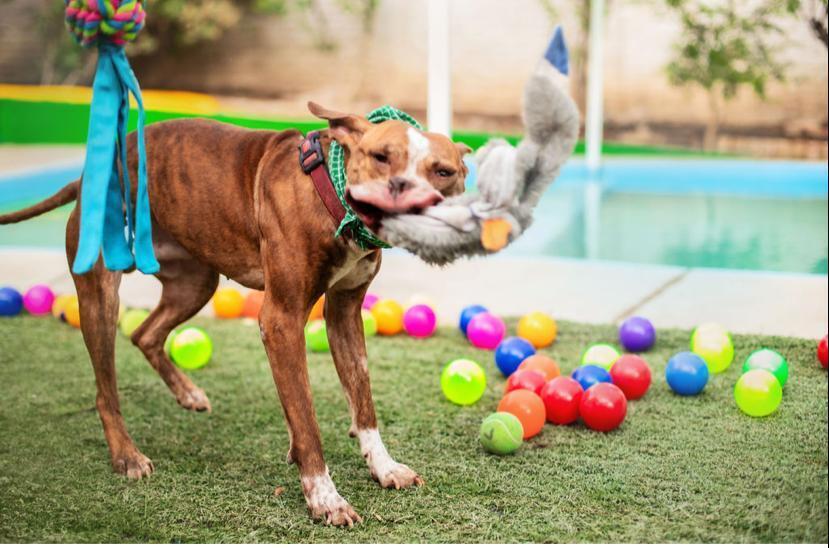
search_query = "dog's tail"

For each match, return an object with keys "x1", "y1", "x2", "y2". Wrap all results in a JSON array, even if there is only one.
[{"x1": 0, "y1": 181, "x2": 79, "y2": 224}]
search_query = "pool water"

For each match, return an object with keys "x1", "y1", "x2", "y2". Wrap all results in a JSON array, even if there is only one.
[{"x1": 2, "y1": 159, "x2": 827, "y2": 274}]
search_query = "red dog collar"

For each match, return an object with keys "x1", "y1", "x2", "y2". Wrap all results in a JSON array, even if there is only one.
[{"x1": 299, "y1": 131, "x2": 347, "y2": 228}]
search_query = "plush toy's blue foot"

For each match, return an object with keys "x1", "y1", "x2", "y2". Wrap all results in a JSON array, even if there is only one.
[{"x1": 543, "y1": 26, "x2": 569, "y2": 76}]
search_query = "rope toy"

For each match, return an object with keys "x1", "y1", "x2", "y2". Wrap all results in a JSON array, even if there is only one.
[
  {"x1": 378, "y1": 27, "x2": 580, "y2": 266},
  {"x1": 65, "y1": 0, "x2": 158, "y2": 274}
]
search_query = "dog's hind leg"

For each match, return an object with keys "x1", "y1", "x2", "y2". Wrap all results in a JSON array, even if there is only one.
[
  {"x1": 130, "y1": 259, "x2": 219, "y2": 412},
  {"x1": 67, "y1": 210, "x2": 153, "y2": 479}
]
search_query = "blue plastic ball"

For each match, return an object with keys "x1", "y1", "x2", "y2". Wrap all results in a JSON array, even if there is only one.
[
  {"x1": 459, "y1": 304, "x2": 488, "y2": 336},
  {"x1": 665, "y1": 351, "x2": 709, "y2": 396},
  {"x1": 571, "y1": 364, "x2": 612, "y2": 391},
  {"x1": 0, "y1": 286, "x2": 24, "y2": 317},
  {"x1": 619, "y1": 316, "x2": 656, "y2": 352},
  {"x1": 494, "y1": 336, "x2": 536, "y2": 377}
]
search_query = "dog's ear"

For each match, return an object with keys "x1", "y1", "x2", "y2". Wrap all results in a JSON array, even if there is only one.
[
  {"x1": 455, "y1": 142, "x2": 472, "y2": 158},
  {"x1": 308, "y1": 101, "x2": 371, "y2": 150}
]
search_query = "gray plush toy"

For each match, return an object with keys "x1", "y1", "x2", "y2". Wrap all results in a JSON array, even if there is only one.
[{"x1": 378, "y1": 27, "x2": 580, "y2": 266}]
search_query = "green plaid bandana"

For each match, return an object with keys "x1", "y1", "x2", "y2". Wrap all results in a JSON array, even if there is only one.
[{"x1": 327, "y1": 105, "x2": 424, "y2": 250}]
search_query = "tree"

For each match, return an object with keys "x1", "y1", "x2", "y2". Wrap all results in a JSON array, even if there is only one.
[{"x1": 663, "y1": 0, "x2": 797, "y2": 149}]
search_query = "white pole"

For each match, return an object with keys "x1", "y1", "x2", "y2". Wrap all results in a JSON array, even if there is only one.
[
  {"x1": 427, "y1": 0, "x2": 451, "y2": 136},
  {"x1": 585, "y1": 0, "x2": 605, "y2": 173}
]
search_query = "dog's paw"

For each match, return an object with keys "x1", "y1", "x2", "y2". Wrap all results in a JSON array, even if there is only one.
[
  {"x1": 112, "y1": 450, "x2": 154, "y2": 480},
  {"x1": 312, "y1": 499, "x2": 362, "y2": 527},
  {"x1": 176, "y1": 386, "x2": 211, "y2": 412},
  {"x1": 302, "y1": 471, "x2": 362, "y2": 527},
  {"x1": 373, "y1": 462, "x2": 424, "y2": 490}
]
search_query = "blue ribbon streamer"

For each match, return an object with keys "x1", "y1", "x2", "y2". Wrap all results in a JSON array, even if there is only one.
[{"x1": 72, "y1": 43, "x2": 159, "y2": 275}]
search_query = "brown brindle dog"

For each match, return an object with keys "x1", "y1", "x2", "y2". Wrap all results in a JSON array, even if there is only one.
[{"x1": 0, "y1": 102, "x2": 470, "y2": 526}]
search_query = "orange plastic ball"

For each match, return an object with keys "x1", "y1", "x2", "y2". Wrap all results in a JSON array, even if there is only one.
[
  {"x1": 63, "y1": 295, "x2": 81, "y2": 328},
  {"x1": 517, "y1": 311, "x2": 557, "y2": 348},
  {"x1": 242, "y1": 291, "x2": 264, "y2": 319},
  {"x1": 518, "y1": 354, "x2": 560, "y2": 382},
  {"x1": 496, "y1": 389, "x2": 546, "y2": 439},
  {"x1": 309, "y1": 295, "x2": 325, "y2": 321},
  {"x1": 371, "y1": 299, "x2": 404, "y2": 336},
  {"x1": 212, "y1": 287, "x2": 244, "y2": 318}
]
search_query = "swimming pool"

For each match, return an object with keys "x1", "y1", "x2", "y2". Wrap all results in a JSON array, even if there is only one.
[{"x1": 1, "y1": 159, "x2": 827, "y2": 274}]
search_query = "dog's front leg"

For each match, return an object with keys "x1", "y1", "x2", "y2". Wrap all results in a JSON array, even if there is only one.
[
  {"x1": 326, "y1": 279, "x2": 424, "y2": 490},
  {"x1": 259, "y1": 292, "x2": 361, "y2": 526}
]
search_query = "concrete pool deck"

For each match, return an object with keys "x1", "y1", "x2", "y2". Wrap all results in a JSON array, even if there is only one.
[{"x1": 1, "y1": 145, "x2": 827, "y2": 339}]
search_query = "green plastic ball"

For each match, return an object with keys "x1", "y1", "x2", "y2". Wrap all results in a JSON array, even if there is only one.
[
  {"x1": 305, "y1": 319, "x2": 329, "y2": 352},
  {"x1": 120, "y1": 308, "x2": 149, "y2": 337},
  {"x1": 441, "y1": 359, "x2": 486, "y2": 406},
  {"x1": 581, "y1": 343, "x2": 621, "y2": 370},
  {"x1": 164, "y1": 327, "x2": 183, "y2": 355},
  {"x1": 479, "y1": 412, "x2": 524, "y2": 455},
  {"x1": 362, "y1": 309, "x2": 377, "y2": 337},
  {"x1": 690, "y1": 323, "x2": 734, "y2": 374},
  {"x1": 169, "y1": 327, "x2": 213, "y2": 370},
  {"x1": 734, "y1": 369, "x2": 782, "y2": 417},
  {"x1": 743, "y1": 348, "x2": 788, "y2": 387}
]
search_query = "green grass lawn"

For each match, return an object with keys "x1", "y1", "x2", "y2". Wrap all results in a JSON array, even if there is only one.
[{"x1": 0, "y1": 315, "x2": 826, "y2": 542}]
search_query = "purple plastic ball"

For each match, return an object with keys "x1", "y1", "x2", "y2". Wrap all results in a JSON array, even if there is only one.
[
  {"x1": 362, "y1": 293, "x2": 380, "y2": 311},
  {"x1": 23, "y1": 284, "x2": 55, "y2": 316},
  {"x1": 619, "y1": 316, "x2": 656, "y2": 352},
  {"x1": 466, "y1": 312, "x2": 506, "y2": 350},
  {"x1": 403, "y1": 304, "x2": 437, "y2": 338}
]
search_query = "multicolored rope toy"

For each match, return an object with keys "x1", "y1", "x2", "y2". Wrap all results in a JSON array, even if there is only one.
[{"x1": 65, "y1": 0, "x2": 158, "y2": 274}]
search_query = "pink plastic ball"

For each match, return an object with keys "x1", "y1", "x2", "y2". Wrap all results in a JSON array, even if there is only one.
[
  {"x1": 466, "y1": 312, "x2": 506, "y2": 350},
  {"x1": 403, "y1": 304, "x2": 437, "y2": 338},
  {"x1": 23, "y1": 284, "x2": 55, "y2": 316},
  {"x1": 362, "y1": 293, "x2": 380, "y2": 311}
]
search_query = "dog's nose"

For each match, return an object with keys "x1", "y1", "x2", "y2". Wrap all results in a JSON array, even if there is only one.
[{"x1": 388, "y1": 176, "x2": 413, "y2": 198}]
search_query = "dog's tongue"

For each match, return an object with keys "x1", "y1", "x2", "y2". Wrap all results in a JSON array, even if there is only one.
[{"x1": 348, "y1": 186, "x2": 444, "y2": 215}]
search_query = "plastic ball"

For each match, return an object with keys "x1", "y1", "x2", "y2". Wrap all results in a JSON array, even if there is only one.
[
  {"x1": 63, "y1": 295, "x2": 81, "y2": 328},
  {"x1": 440, "y1": 359, "x2": 487, "y2": 406},
  {"x1": 497, "y1": 389, "x2": 546, "y2": 439},
  {"x1": 571, "y1": 364, "x2": 612, "y2": 391},
  {"x1": 241, "y1": 291, "x2": 264, "y2": 319},
  {"x1": 0, "y1": 286, "x2": 23, "y2": 317},
  {"x1": 371, "y1": 299, "x2": 404, "y2": 335},
  {"x1": 517, "y1": 311, "x2": 557, "y2": 348},
  {"x1": 305, "y1": 320, "x2": 329, "y2": 352},
  {"x1": 309, "y1": 295, "x2": 325, "y2": 321},
  {"x1": 665, "y1": 351, "x2": 709, "y2": 396},
  {"x1": 458, "y1": 304, "x2": 488, "y2": 335},
  {"x1": 466, "y1": 312, "x2": 506, "y2": 350},
  {"x1": 164, "y1": 327, "x2": 183, "y2": 355},
  {"x1": 362, "y1": 293, "x2": 380, "y2": 311},
  {"x1": 734, "y1": 369, "x2": 782, "y2": 417},
  {"x1": 213, "y1": 287, "x2": 244, "y2": 319},
  {"x1": 403, "y1": 304, "x2": 437, "y2": 338},
  {"x1": 690, "y1": 323, "x2": 734, "y2": 374},
  {"x1": 505, "y1": 369, "x2": 546, "y2": 395},
  {"x1": 816, "y1": 335, "x2": 827, "y2": 369},
  {"x1": 169, "y1": 327, "x2": 213, "y2": 370},
  {"x1": 609, "y1": 354, "x2": 652, "y2": 400},
  {"x1": 361, "y1": 309, "x2": 377, "y2": 337},
  {"x1": 743, "y1": 349, "x2": 788, "y2": 387},
  {"x1": 618, "y1": 316, "x2": 656, "y2": 352},
  {"x1": 51, "y1": 294, "x2": 72, "y2": 320},
  {"x1": 120, "y1": 309, "x2": 149, "y2": 337},
  {"x1": 517, "y1": 354, "x2": 560, "y2": 381},
  {"x1": 581, "y1": 343, "x2": 621, "y2": 370},
  {"x1": 479, "y1": 412, "x2": 524, "y2": 455},
  {"x1": 579, "y1": 383, "x2": 627, "y2": 432},
  {"x1": 23, "y1": 284, "x2": 55, "y2": 315},
  {"x1": 540, "y1": 376, "x2": 584, "y2": 425},
  {"x1": 494, "y1": 337, "x2": 536, "y2": 377}
]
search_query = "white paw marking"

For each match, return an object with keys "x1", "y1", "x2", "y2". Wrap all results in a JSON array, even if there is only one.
[
  {"x1": 357, "y1": 428, "x2": 397, "y2": 480},
  {"x1": 301, "y1": 469, "x2": 347, "y2": 512}
]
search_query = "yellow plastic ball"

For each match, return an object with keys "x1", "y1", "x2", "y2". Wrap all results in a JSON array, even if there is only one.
[
  {"x1": 371, "y1": 299, "x2": 404, "y2": 336},
  {"x1": 212, "y1": 287, "x2": 244, "y2": 319},
  {"x1": 63, "y1": 295, "x2": 81, "y2": 328},
  {"x1": 51, "y1": 294, "x2": 72, "y2": 320},
  {"x1": 517, "y1": 311, "x2": 557, "y2": 348},
  {"x1": 691, "y1": 323, "x2": 734, "y2": 374}
]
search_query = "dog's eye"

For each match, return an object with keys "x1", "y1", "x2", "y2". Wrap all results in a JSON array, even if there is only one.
[
  {"x1": 372, "y1": 152, "x2": 389, "y2": 164},
  {"x1": 436, "y1": 168, "x2": 456, "y2": 178}
]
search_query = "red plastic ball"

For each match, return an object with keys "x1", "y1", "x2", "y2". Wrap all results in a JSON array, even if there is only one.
[
  {"x1": 540, "y1": 376, "x2": 584, "y2": 425},
  {"x1": 497, "y1": 389, "x2": 546, "y2": 439},
  {"x1": 505, "y1": 370, "x2": 546, "y2": 395},
  {"x1": 609, "y1": 354, "x2": 652, "y2": 400},
  {"x1": 818, "y1": 335, "x2": 828, "y2": 369},
  {"x1": 579, "y1": 383, "x2": 627, "y2": 432}
]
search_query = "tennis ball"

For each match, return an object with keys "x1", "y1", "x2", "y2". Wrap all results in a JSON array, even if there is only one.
[{"x1": 479, "y1": 412, "x2": 523, "y2": 455}]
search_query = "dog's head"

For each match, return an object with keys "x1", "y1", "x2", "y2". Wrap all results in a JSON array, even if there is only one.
[{"x1": 309, "y1": 102, "x2": 471, "y2": 233}]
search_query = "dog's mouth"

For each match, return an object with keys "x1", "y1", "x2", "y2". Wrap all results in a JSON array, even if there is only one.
[{"x1": 345, "y1": 185, "x2": 444, "y2": 233}]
